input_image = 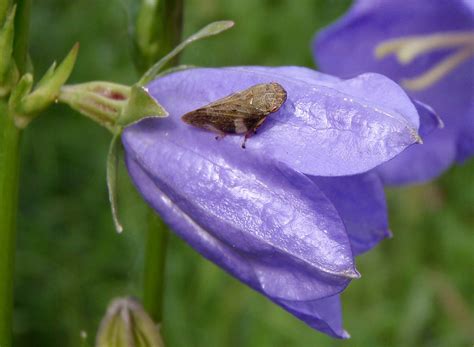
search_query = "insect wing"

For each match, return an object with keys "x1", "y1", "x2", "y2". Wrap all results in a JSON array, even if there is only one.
[{"x1": 182, "y1": 82, "x2": 287, "y2": 134}]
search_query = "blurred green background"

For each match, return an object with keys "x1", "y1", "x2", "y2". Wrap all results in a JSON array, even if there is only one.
[{"x1": 13, "y1": 0, "x2": 474, "y2": 346}]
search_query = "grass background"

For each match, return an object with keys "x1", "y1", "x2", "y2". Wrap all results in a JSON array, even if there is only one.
[{"x1": 13, "y1": 0, "x2": 474, "y2": 346}]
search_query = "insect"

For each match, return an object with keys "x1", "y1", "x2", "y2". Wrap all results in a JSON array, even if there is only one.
[{"x1": 181, "y1": 82, "x2": 287, "y2": 148}]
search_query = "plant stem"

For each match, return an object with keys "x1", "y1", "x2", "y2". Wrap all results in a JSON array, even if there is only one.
[
  {"x1": 143, "y1": 212, "x2": 169, "y2": 323},
  {"x1": 134, "y1": 0, "x2": 183, "y2": 74},
  {"x1": 0, "y1": 102, "x2": 21, "y2": 347},
  {"x1": 137, "y1": 0, "x2": 182, "y2": 325},
  {"x1": 0, "y1": 2, "x2": 30, "y2": 345}
]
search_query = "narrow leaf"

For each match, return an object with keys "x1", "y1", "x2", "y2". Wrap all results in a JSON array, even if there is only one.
[
  {"x1": 0, "y1": 5, "x2": 16, "y2": 81},
  {"x1": 107, "y1": 134, "x2": 123, "y2": 233},
  {"x1": 138, "y1": 20, "x2": 234, "y2": 86}
]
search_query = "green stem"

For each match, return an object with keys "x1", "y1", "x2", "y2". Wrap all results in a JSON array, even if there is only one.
[
  {"x1": 137, "y1": 0, "x2": 182, "y2": 325},
  {"x1": 134, "y1": 0, "x2": 183, "y2": 74},
  {"x1": 0, "y1": 102, "x2": 21, "y2": 347},
  {"x1": 143, "y1": 212, "x2": 169, "y2": 323}
]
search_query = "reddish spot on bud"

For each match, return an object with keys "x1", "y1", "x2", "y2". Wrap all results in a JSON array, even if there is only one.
[
  {"x1": 93, "y1": 86, "x2": 127, "y2": 100},
  {"x1": 109, "y1": 91, "x2": 127, "y2": 100}
]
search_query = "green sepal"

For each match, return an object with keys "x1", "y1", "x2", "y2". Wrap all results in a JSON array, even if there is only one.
[
  {"x1": 96, "y1": 297, "x2": 164, "y2": 347},
  {"x1": 58, "y1": 81, "x2": 130, "y2": 133},
  {"x1": 107, "y1": 133, "x2": 123, "y2": 234},
  {"x1": 138, "y1": 20, "x2": 234, "y2": 86},
  {"x1": 19, "y1": 43, "x2": 79, "y2": 115},
  {"x1": 118, "y1": 84, "x2": 168, "y2": 126},
  {"x1": 0, "y1": 5, "x2": 16, "y2": 86}
]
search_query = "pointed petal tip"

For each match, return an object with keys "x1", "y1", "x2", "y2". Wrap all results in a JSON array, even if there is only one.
[
  {"x1": 413, "y1": 130, "x2": 423, "y2": 144},
  {"x1": 345, "y1": 267, "x2": 361, "y2": 279}
]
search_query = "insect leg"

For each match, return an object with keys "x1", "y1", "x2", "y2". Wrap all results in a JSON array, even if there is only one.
[
  {"x1": 215, "y1": 132, "x2": 227, "y2": 141},
  {"x1": 241, "y1": 131, "x2": 253, "y2": 149}
]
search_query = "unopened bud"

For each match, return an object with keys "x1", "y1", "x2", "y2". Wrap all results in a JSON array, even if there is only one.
[
  {"x1": 96, "y1": 297, "x2": 164, "y2": 347},
  {"x1": 59, "y1": 81, "x2": 130, "y2": 133}
]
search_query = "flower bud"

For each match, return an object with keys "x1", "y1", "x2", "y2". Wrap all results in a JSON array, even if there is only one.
[
  {"x1": 18, "y1": 43, "x2": 79, "y2": 115},
  {"x1": 96, "y1": 297, "x2": 164, "y2": 347},
  {"x1": 7, "y1": 43, "x2": 79, "y2": 128},
  {"x1": 59, "y1": 81, "x2": 130, "y2": 133}
]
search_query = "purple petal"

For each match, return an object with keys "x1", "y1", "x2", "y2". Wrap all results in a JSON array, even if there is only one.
[
  {"x1": 123, "y1": 116, "x2": 360, "y2": 335},
  {"x1": 456, "y1": 104, "x2": 474, "y2": 162},
  {"x1": 279, "y1": 294, "x2": 349, "y2": 339},
  {"x1": 375, "y1": 98, "x2": 456, "y2": 185},
  {"x1": 147, "y1": 67, "x2": 420, "y2": 176},
  {"x1": 314, "y1": 0, "x2": 474, "y2": 181},
  {"x1": 412, "y1": 99, "x2": 443, "y2": 137},
  {"x1": 310, "y1": 173, "x2": 390, "y2": 255},
  {"x1": 315, "y1": 0, "x2": 474, "y2": 79}
]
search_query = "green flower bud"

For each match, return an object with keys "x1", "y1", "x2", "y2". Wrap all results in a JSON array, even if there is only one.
[
  {"x1": 7, "y1": 43, "x2": 79, "y2": 128},
  {"x1": 96, "y1": 297, "x2": 164, "y2": 347},
  {"x1": 59, "y1": 81, "x2": 131, "y2": 133},
  {"x1": 19, "y1": 43, "x2": 79, "y2": 115}
]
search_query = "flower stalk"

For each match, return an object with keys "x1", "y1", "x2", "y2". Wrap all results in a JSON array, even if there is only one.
[
  {"x1": 143, "y1": 213, "x2": 169, "y2": 323},
  {"x1": 133, "y1": 0, "x2": 183, "y2": 74},
  {"x1": 134, "y1": 0, "x2": 183, "y2": 326},
  {"x1": 0, "y1": 101, "x2": 21, "y2": 347}
]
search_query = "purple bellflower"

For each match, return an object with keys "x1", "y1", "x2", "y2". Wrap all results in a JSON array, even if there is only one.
[
  {"x1": 314, "y1": 0, "x2": 474, "y2": 185},
  {"x1": 122, "y1": 66, "x2": 423, "y2": 338}
]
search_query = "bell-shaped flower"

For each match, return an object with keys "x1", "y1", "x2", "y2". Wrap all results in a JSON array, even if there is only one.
[
  {"x1": 122, "y1": 66, "x2": 422, "y2": 338},
  {"x1": 314, "y1": 0, "x2": 474, "y2": 184}
]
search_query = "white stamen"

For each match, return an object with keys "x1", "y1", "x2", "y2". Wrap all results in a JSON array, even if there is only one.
[
  {"x1": 375, "y1": 31, "x2": 474, "y2": 90},
  {"x1": 376, "y1": 31, "x2": 474, "y2": 64},
  {"x1": 402, "y1": 46, "x2": 474, "y2": 91}
]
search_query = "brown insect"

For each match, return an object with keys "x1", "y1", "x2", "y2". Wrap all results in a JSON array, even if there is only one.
[{"x1": 181, "y1": 82, "x2": 287, "y2": 148}]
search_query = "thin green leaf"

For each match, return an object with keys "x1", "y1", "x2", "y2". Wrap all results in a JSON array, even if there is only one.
[
  {"x1": 138, "y1": 20, "x2": 234, "y2": 86},
  {"x1": 0, "y1": 5, "x2": 16, "y2": 81},
  {"x1": 107, "y1": 134, "x2": 123, "y2": 233}
]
